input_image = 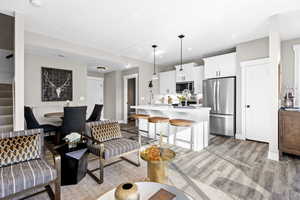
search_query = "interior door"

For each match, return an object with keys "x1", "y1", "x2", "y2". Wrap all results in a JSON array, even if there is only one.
[
  {"x1": 127, "y1": 78, "x2": 136, "y2": 116},
  {"x1": 87, "y1": 78, "x2": 103, "y2": 117},
  {"x1": 245, "y1": 63, "x2": 272, "y2": 142}
]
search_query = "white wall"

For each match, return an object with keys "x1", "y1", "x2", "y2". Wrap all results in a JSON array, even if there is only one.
[
  {"x1": 0, "y1": 49, "x2": 13, "y2": 83},
  {"x1": 24, "y1": 53, "x2": 87, "y2": 124},
  {"x1": 268, "y1": 18, "x2": 281, "y2": 161},
  {"x1": 14, "y1": 12, "x2": 25, "y2": 130}
]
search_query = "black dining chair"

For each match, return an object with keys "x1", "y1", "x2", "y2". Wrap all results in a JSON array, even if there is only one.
[
  {"x1": 24, "y1": 106, "x2": 59, "y2": 135},
  {"x1": 86, "y1": 104, "x2": 103, "y2": 122},
  {"x1": 58, "y1": 106, "x2": 87, "y2": 142}
]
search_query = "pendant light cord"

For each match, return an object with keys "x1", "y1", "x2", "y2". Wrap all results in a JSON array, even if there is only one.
[
  {"x1": 181, "y1": 37, "x2": 182, "y2": 70},
  {"x1": 152, "y1": 45, "x2": 157, "y2": 75},
  {"x1": 154, "y1": 47, "x2": 156, "y2": 74},
  {"x1": 178, "y1": 35, "x2": 184, "y2": 71}
]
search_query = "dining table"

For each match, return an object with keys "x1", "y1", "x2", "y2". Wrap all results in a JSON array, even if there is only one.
[{"x1": 44, "y1": 112, "x2": 64, "y2": 119}]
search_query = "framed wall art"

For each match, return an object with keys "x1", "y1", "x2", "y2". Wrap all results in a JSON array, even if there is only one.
[{"x1": 41, "y1": 67, "x2": 73, "y2": 101}]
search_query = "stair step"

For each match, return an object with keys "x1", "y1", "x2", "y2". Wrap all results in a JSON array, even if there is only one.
[
  {"x1": 0, "y1": 98, "x2": 13, "y2": 106},
  {"x1": 0, "y1": 84, "x2": 12, "y2": 91},
  {"x1": 0, "y1": 125, "x2": 13, "y2": 133},
  {"x1": 0, "y1": 91, "x2": 12, "y2": 98},
  {"x1": 0, "y1": 115, "x2": 13, "y2": 126},
  {"x1": 0, "y1": 106, "x2": 13, "y2": 115}
]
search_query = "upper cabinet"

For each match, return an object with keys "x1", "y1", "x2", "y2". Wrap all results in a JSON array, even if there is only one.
[
  {"x1": 175, "y1": 63, "x2": 196, "y2": 82},
  {"x1": 193, "y1": 66, "x2": 204, "y2": 94},
  {"x1": 203, "y1": 52, "x2": 237, "y2": 79},
  {"x1": 159, "y1": 70, "x2": 176, "y2": 94}
]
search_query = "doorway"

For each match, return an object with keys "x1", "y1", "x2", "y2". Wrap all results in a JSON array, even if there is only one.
[
  {"x1": 86, "y1": 77, "x2": 104, "y2": 118},
  {"x1": 124, "y1": 74, "x2": 138, "y2": 124}
]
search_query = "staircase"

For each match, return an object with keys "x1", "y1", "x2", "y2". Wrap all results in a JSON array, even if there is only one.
[{"x1": 0, "y1": 84, "x2": 13, "y2": 132}]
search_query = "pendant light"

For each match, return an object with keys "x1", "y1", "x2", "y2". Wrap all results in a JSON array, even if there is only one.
[
  {"x1": 152, "y1": 44, "x2": 159, "y2": 80},
  {"x1": 178, "y1": 34, "x2": 185, "y2": 77}
]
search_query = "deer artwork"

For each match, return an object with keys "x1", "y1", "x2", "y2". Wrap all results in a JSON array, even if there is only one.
[{"x1": 43, "y1": 71, "x2": 71, "y2": 98}]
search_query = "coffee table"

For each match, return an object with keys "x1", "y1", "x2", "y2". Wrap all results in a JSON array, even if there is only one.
[{"x1": 97, "y1": 182, "x2": 193, "y2": 200}]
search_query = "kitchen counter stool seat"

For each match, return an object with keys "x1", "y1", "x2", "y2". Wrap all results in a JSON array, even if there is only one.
[
  {"x1": 148, "y1": 116, "x2": 170, "y2": 145},
  {"x1": 129, "y1": 114, "x2": 150, "y2": 141},
  {"x1": 170, "y1": 119, "x2": 196, "y2": 150},
  {"x1": 130, "y1": 114, "x2": 150, "y2": 120}
]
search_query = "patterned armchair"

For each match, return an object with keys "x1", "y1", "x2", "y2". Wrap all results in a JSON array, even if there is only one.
[
  {"x1": 0, "y1": 129, "x2": 61, "y2": 200},
  {"x1": 84, "y1": 120, "x2": 141, "y2": 184}
]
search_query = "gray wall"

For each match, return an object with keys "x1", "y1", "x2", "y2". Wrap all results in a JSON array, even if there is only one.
[
  {"x1": 281, "y1": 38, "x2": 300, "y2": 90},
  {"x1": 87, "y1": 71, "x2": 104, "y2": 78},
  {"x1": 104, "y1": 71, "x2": 117, "y2": 120},
  {"x1": 0, "y1": 14, "x2": 14, "y2": 84},
  {"x1": 0, "y1": 49, "x2": 13, "y2": 83},
  {"x1": 24, "y1": 53, "x2": 87, "y2": 124},
  {"x1": 0, "y1": 13, "x2": 13, "y2": 51},
  {"x1": 235, "y1": 37, "x2": 269, "y2": 136},
  {"x1": 103, "y1": 70, "x2": 123, "y2": 120}
]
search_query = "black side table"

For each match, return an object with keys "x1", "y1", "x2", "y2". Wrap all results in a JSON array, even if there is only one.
[{"x1": 57, "y1": 143, "x2": 89, "y2": 185}]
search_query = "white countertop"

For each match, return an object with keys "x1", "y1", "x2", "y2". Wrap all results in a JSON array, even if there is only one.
[{"x1": 131, "y1": 105, "x2": 211, "y2": 113}]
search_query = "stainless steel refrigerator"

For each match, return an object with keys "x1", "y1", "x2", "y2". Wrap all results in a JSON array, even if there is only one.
[{"x1": 203, "y1": 77, "x2": 236, "y2": 136}]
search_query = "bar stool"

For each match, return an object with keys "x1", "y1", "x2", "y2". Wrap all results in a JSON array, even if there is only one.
[
  {"x1": 148, "y1": 117, "x2": 170, "y2": 145},
  {"x1": 130, "y1": 114, "x2": 150, "y2": 144},
  {"x1": 169, "y1": 119, "x2": 195, "y2": 150}
]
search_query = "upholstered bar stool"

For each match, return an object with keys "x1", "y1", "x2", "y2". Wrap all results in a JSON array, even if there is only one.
[
  {"x1": 148, "y1": 116, "x2": 170, "y2": 145},
  {"x1": 169, "y1": 119, "x2": 195, "y2": 150}
]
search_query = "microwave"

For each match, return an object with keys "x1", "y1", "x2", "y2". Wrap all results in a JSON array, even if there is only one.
[{"x1": 176, "y1": 81, "x2": 194, "y2": 94}]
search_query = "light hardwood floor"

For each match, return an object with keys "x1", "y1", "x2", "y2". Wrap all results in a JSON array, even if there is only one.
[{"x1": 19, "y1": 124, "x2": 300, "y2": 200}]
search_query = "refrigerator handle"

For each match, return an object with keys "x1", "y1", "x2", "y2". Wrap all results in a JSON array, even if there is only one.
[
  {"x1": 217, "y1": 80, "x2": 220, "y2": 112},
  {"x1": 213, "y1": 80, "x2": 217, "y2": 112}
]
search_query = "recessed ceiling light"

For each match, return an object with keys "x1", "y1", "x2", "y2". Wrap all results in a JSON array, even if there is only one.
[
  {"x1": 188, "y1": 47, "x2": 192, "y2": 51},
  {"x1": 29, "y1": 0, "x2": 42, "y2": 7},
  {"x1": 231, "y1": 34, "x2": 238, "y2": 40},
  {"x1": 125, "y1": 64, "x2": 131, "y2": 68},
  {"x1": 97, "y1": 66, "x2": 107, "y2": 71}
]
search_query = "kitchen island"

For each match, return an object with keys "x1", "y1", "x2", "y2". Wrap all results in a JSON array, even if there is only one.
[{"x1": 131, "y1": 105, "x2": 211, "y2": 151}]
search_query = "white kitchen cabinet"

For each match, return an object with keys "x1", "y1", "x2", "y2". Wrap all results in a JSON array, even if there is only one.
[
  {"x1": 159, "y1": 70, "x2": 176, "y2": 94},
  {"x1": 175, "y1": 63, "x2": 196, "y2": 82},
  {"x1": 204, "y1": 52, "x2": 236, "y2": 79},
  {"x1": 193, "y1": 66, "x2": 204, "y2": 94}
]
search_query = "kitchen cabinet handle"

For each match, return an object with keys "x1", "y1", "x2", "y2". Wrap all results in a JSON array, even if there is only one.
[{"x1": 246, "y1": 105, "x2": 250, "y2": 108}]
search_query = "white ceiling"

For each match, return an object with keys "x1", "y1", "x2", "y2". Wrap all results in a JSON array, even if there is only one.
[
  {"x1": 1, "y1": 0, "x2": 300, "y2": 69},
  {"x1": 25, "y1": 44, "x2": 126, "y2": 73}
]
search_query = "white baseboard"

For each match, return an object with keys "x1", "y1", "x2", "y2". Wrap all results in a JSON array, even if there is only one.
[
  {"x1": 235, "y1": 134, "x2": 245, "y2": 140},
  {"x1": 268, "y1": 150, "x2": 279, "y2": 161}
]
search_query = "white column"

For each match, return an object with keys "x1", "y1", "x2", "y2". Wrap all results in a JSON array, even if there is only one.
[
  {"x1": 268, "y1": 15, "x2": 281, "y2": 161},
  {"x1": 14, "y1": 12, "x2": 25, "y2": 130}
]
